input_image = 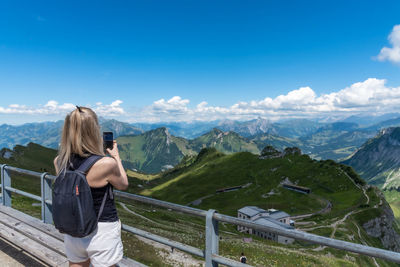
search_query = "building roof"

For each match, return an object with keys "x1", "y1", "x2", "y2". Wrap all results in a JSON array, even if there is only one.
[
  {"x1": 254, "y1": 217, "x2": 294, "y2": 230},
  {"x1": 238, "y1": 206, "x2": 290, "y2": 221},
  {"x1": 238, "y1": 206, "x2": 266, "y2": 217},
  {"x1": 268, "y1": 211, "x2": 290, "y2": 220}
]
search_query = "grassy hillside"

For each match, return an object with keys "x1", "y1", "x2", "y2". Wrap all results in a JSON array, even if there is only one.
[
  {"x1": 144, "y1": 148, "x2": 366, "y2": 216},
  {"x1": 0, "y1": 142, "x2": 57, "y2": 173}
]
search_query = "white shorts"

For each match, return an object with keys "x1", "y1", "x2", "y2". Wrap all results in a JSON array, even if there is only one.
[{"x1": 64, "y1": 220, "x2": 123, "y2": 267}]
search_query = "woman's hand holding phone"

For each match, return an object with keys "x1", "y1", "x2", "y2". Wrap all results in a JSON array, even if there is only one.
[{"x1": 106, "y1": 140, "x2": 120, "y2": 160}]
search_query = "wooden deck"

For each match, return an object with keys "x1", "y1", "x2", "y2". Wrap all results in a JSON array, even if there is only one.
[
  {"x1": 0, "y1": 235, "x2": 50, "y2": 266},
  {"x1": 0, "y1": 205, "x2": 146, "y2": 266}
]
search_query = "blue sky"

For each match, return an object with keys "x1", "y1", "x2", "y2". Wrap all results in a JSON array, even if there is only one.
[{"x1": 0, "y1": 0, "x2": 400, "y2": 124}]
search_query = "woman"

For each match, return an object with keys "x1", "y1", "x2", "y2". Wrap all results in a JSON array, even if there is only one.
[{"x1": 54, "y1": 106, "x2": 129, "y2": 267}]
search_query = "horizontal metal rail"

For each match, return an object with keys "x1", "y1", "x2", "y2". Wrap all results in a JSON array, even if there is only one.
[
  {"x1": 2, "y1": 164, "x2": 400, "y2": 265},
  {"x1": 4, "y1": 186, "x2": 42, "y2": 202},
  {"x1": 116, "y1": 190, "x2": 208, "y2": 217},
  {"x1": 4, "y1": 166, "x2": 56, "y2": 180}
]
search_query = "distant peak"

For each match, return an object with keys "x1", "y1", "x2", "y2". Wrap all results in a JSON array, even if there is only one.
[{"x1": 211, "y1": 128, "x2": 224, "y2": 134}]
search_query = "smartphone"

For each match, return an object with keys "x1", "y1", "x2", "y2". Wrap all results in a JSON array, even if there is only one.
[{"x1": 103, "y1": 132, "x2": 114, "y2": 151}]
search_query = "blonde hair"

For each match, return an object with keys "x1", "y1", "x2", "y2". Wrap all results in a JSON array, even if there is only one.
[{"x1": 56, "y1": 107, "x2": 104, "y2": 174}]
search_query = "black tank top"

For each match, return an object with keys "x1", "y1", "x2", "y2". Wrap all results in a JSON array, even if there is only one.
[{"x1": 69, "y1": 154, "x2": 119, "y2": 222}]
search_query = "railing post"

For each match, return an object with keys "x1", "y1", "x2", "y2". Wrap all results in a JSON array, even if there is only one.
[
  {"x1": 41, "y1": 172, "x2": 53, "y2": 224},
  {"x1": 205, "y1": 209, "x2": 218, "y2": 267},
  {"x1": 1, "y1": 165, "x2": 11, "y2": 207}
]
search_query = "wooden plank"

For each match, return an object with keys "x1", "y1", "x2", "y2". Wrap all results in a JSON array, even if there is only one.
[
  {"x1": 0, "y1": 221, "x2": 68, "y2": 267},
  {"x1": 0, "y1": 235, "x2": 52, "y2": 267},
  {"x1": 0, "y1": 205, "x2": 63, "y2": 240},
  {"x1": 0, "y1": 205, "x2": 147, "y2": 266},
  {"x1": 0, "y1": 212, "x2": 65, "y2": 255}
]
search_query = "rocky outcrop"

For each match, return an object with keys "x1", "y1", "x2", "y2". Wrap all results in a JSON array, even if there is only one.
[
  {"x1": 260, "y1": 146, "x2": 302, "y2": 159},
  {"x1": 260, "y1": 146, "x2": 282, "y2": 159},
  {"x1": 363, "y1": 197, "x2": 400, "y2": 251},
  {"x1": 283, "y1": 147, "x2": 302, "y2": 156}
]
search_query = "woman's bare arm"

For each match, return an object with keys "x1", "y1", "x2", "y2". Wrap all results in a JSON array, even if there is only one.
[{"x1": 101, "y1": 140, "x2": 129, "y2": 190}]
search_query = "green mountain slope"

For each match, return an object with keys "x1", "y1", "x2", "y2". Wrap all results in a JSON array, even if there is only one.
[
  {"x1": 342, "y1": 127, "x2": 400, "y2": 223},
  {"x1": 146, "y1": 148, "x2": 365, "y2": 215},
  {"x1": 0, "y1": 142, "x2": 57, "y2": 174},
  {"x1": 190, "y1": 128, "x2": 259, "y2": 154},
  {"x1": 117, "y1": 127, "x2": 193, "y2": 174},
  {"x1": 118, "y1": 127, "x2": 260, "y2": 173},
  {"x1": 342, "y1": 127, "x2": 400, "y2": 188}
]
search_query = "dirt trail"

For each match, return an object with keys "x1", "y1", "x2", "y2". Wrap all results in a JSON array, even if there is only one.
[
  {"x1": 119, "y1": 202, "x2": 164, "y2": 226},
  {"x1": 353, "y1": 223, "x2": 379, "y2": 267},
  {"x1": 341, "y1": 169, "x2": 369, "y2": 205},
  {"x1": 291, "y1": 197, "x2": 332, "y2": 220},
  {"x1": 308, "y1": 170, "x2": 375, "y2": 253}
]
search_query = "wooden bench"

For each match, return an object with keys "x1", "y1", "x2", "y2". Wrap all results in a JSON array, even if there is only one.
[{"x1": 0, "y1": 205, "x2": 146, "y2": 267}]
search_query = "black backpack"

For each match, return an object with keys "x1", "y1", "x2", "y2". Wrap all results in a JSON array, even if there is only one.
[{"x1": 52, "y1": 155, "x2": 109, "y2": 237}]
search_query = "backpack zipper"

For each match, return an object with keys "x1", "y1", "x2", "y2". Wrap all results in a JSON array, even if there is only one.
[{"x1": 75, "y1": 185, "x2": 85, "y2": 233}]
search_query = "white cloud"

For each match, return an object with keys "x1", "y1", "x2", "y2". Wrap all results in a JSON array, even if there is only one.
[
  {"x1": 3, "y1": 78, "x2": 400, "y2": 123},
  {"x1": 152, "y1": 96, "x2": 190, "y2": 114},
  {"x1": 131, "y1": 78, "x2": 400, "y2": 122},
  {"x1": 0, "y1": 100, "x2": 125, "y2": 117},
  {"x1": 377, "y1": 25, "x2": 400, "y2": 64},
  {"x1": 94, "y1": 100, "x2": 125, "y2": 116}
]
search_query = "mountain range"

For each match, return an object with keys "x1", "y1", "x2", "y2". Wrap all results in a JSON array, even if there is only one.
[
  {"x1": 0, "y1": 117, "x2": 143, "y2": 150},
  {"x1": 3, "y1": 114, "x2": 400, "y2": 167}
]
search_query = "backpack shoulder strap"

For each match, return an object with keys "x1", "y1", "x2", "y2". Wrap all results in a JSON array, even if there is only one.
[
  {"x1": 77, "y1": 155, "x2": 103, "y2": 174},
  {"x1": 97, "y1": 184, "x2": 109, "y2": 221}
]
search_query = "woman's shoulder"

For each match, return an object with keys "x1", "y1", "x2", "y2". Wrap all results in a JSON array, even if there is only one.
[
  {"x1": 92, "y1": 156, "x2": 118, "y2": 172},
  {"x1": 96, "y1": 156, "x2": 117, "y2": 164}
]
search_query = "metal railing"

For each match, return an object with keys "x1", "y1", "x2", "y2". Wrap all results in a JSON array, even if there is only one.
[{"x1": 2, "y1": 164, "x2": 400, "y2": 266}]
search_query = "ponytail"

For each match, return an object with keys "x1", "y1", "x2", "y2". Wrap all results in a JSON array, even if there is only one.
[{"x1": 56, "y1": 107, "x2": 104, "y2": 174}]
